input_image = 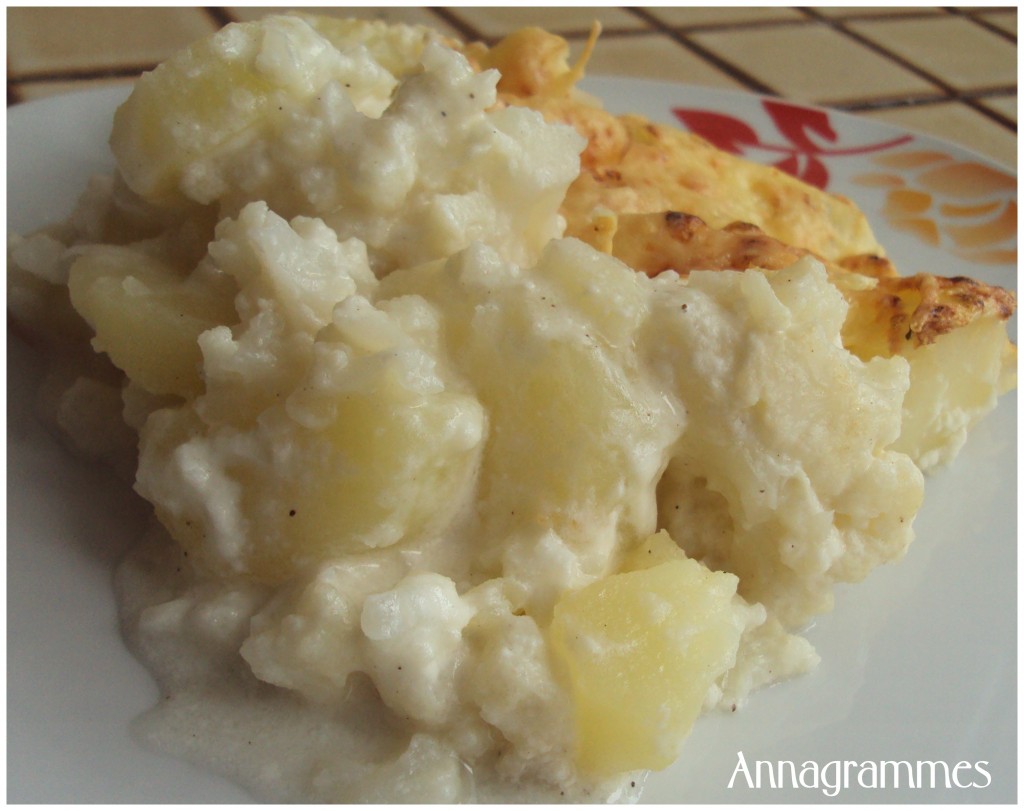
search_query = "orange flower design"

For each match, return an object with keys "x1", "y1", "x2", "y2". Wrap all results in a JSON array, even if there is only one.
[{"x1": 853, "y1": 150, "x2": 1016, "y2": 265}]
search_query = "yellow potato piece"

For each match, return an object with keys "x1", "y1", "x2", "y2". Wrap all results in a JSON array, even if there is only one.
[
  {"x1": 621, "y1": 528, "x2": 692, "y2": 571},
  {"x1": 145, "y1": 377, "x2": 485, "y2": 584},
  {"x1": 549, "y1": 533, "x2": 742, "y2": 776},
  {"x1": 109, "y1": 15, "x2": 441, "y2": 206},
  {"x1": 67, "y1": 246, "x2": 235, "y2": 399},
  {"x1": 253, "y1": 389, "x2": 483, "y2": 580},
  {"x1": 110, "y1": 25, "x2": 277, "y2": 204}
]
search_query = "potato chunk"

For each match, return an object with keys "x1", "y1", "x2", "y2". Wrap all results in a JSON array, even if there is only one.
[
  {"x1": 139, "y1": 339, "x2": 486, "y2": 583},
  {"x1": 109, "y1": 16, "x2": 404, "y2": 204},
  {"x1": 549, "y1": 533, "x2": 743, "y2": 776},
  {"x1": 67, "y1": 246, "x2": 234, "y2": 398},
  {"x1": 894, "y1": 316, "x2": 1017, "y2": 470},
  {"x1": 266, "y1": 386, "x2": 486, "y2": 575}
]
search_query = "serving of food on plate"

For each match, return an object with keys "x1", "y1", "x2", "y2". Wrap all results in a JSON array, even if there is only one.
[{"x1": 7, "y1": 14, "x2": 1016, "y2": 803}]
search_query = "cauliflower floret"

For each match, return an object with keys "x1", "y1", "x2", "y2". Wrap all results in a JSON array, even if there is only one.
[
  {"x1": 240, "y1": 558, "x2": 402, "y2": 703},
  {"x1": 111, "y1": 15, "x2": 584, "y2": 274},
  {"x1": 381, "y1": 239, "x2": 684, "y2": 615},
  {"x1": 650, "y1": 257, "x2": 924, "y2": 627},
  {"x1": 460, "y1": 581, "x2": 576, "y2": 789},
  {"x1": 135, "y1": 206, "x2": 486, "y2": 583},
  {"x1": 110, "y1": 15, "x2": 408, "y2": 204},
  {"x1": 361, "y1": 572, "x2": 475, "y2": 725}
]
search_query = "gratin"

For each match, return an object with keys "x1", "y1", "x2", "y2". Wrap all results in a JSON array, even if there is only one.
[{"x1": 7, "y1": 14, "x2": 1015, "y2": 803}]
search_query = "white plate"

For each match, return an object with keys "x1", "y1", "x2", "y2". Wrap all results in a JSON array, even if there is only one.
[{"x1": 7, "y1": 81, "x2": 1017, "y2": 803}]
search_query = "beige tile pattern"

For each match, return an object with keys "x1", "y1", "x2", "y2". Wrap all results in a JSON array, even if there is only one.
[
  {"x1": 7, "y1": 7, "x2": 216, "y2": 75},
  {"x1": 978, "y1": 95, "x2": 1018, "y2": 125},
  {"x1": 582, "y1": 33, "x2": 747, "y2": 89},
  {"x1": 691, "y1": 23, "x2": 939, "y2": 105},
  {"x1": 642, "y1": 7, "x2": 806, "y2": 28},
  {"x1": 446, "y1": 6, "x2": 647, "y2": 38},
  {"x1": 809, "y1": 7, "x2": 943, "y2": 19},
  {"x1": 979, "y1": 10, "x2": 1017, "y2": 36},
  {"x1": 4, "y1": 7, "x2": 1016, "y2": 166},
  {"x1": 847, "y1": 16, "x2": 1017, "y2": 91}
]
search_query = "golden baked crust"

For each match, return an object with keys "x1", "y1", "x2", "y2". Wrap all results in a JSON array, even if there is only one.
[
  {"x1": 597, "y1": 210, "x2": 1016, "y2": 358},
  {"x1": 467, "y1": 26, "x2": 1016, "y2": 367},
  {"x1": 837, "y1": 255, "x2": 1017, "y2": 356},
  {"x1": 468, "y1": 26, "x2": 882, "y2": 262}
]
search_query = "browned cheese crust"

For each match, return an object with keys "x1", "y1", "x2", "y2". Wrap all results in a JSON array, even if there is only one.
[
  {"x1": 603, "y1": 210, "x2": 1016, "y2": 359},
  {"x1": 468, "y1": 27, "x2": 882, "y2": 262},
  {"x1": 465, "y1": 27, "x2": 1016, "y2": 365}
]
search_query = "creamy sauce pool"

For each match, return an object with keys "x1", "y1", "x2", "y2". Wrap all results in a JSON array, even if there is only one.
[{"x1": 117, "y1": 525, "x2": 639, "y2": 803}]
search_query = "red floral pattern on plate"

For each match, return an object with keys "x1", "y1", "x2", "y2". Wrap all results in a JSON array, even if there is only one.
[{"x1": 673, "y1": 98, "x2": 912, "y2": 190}]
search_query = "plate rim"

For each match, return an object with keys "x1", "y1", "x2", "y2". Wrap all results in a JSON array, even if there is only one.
[{"x1": 582, "y1": 74, "x2": 1018, "y2": 176}]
